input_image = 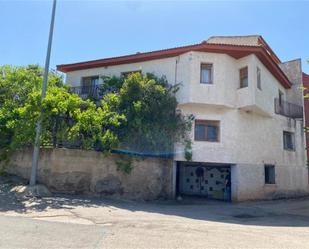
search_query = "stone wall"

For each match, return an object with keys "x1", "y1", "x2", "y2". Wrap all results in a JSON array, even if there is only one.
[{"x1": 6, "y1": 148, "x2": 173, "y2": 200}]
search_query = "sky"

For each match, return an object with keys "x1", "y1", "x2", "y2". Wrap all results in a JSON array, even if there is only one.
[{"x1": 0, "y1": 0, "x2": 308, "y2": 73}]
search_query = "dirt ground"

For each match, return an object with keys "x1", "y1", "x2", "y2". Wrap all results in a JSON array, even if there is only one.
[{"x1": 1, "y1": 175, "x2": 309, "y2": 249}]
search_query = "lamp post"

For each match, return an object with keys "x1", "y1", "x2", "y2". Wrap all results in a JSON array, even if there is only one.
[{"x1": 29, "y1": 0, "x2": 57, "y2": 186}]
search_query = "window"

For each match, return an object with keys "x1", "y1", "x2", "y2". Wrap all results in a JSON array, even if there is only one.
[
  {"x1": 278, "y1": 90, "x2": 284, "y2": 106},
  {"x1": 200, "y1": 64, "x2": 213, "y2": 84},
  {"x1": 194, "y1": 120, "x2": 220, "y2": 142},
  {"x1": 121, "y1": 70, "x2": 141, "y2": 78},
  {"x1": 257, "y1": 67, "x2": 261, "y2": 90},
  {"x1": 81, "y1": 76, "x2": 99, "y2": 94},
  {"x1": 239, "y1": 67, "x2": 248, "y2": 88},
  {"x1": 283, "y1": 131, "x2": 295, "y2": 151},
  {"x1": 265, "y1": 165, "x2": 275, "y2": 184}
]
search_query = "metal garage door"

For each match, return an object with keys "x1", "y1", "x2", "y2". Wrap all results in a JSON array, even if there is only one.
[{"x1": 177, "y1": 162, "x2": 230, "y2": 200}]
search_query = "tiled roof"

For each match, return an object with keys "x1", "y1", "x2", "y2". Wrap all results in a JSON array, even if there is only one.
[
  {"x1": 206, "y1": 35, "x2": 261, "y2": 46},
  {"x1": 57, "y1": 37, "x2": 291, "y2": 88}
]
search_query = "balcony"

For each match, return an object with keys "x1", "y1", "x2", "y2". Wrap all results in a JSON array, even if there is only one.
[
  {"x1": 69, "y1": 84, "x2": 104, "y2": 100},
  {"x1": 274, "y1": 98, "x2": 303, "y2": 119}
]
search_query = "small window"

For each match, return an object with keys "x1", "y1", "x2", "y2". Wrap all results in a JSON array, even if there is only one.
[
  {"x1": 239, "y1": 67, "x2": 248, "y2": 88},
  {"x1": 278, "y1": 90, "x2": 284, "y2": 106},
  {"x1": 257, "y1": 67, "x2": 261, "y2": 90},
  {"x1": 194, "y1": 120, "x2": 220, "y2": 142},
  {"x1": 81, "y1": 76, "x2": 99, "y2": 94},
  {"x1": 283, "y1": 131, "x2": 295, "y2": 151},
  {"x1": 200, "y1": 64, "x2": 213, "y2": 84},
  {"x1": 265, "y1": 165, "x2": 275, "y2": 184},
  {"x1": 121, "y1": 70, "x2": 141, "y2": 78}
]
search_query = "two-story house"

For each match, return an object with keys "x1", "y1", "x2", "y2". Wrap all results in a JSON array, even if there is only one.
[{"x1": 57, "y1": 35, "x2": 309, "y2": 201}]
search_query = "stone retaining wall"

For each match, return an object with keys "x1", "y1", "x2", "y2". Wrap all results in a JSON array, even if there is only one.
[{"x1": 6, "y1": 148, "x2": 173, "y2": 200}]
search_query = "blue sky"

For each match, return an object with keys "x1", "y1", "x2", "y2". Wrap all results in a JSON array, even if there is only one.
[{"x1": 1, "y1": 0, "x2": 308, "y2": 73}]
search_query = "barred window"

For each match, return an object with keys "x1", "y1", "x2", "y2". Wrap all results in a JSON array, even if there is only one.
[
  {"x1": 265, "y1": 165, "x2": 275, "y2": 184},
  {"x1": 283, "y1": 131, "x2": 295, "y2": 151},
  {"x1": 81, "y1": 76, "x2": 99, "y2": 94}
]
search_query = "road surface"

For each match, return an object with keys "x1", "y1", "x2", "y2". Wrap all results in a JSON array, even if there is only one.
[{"x1": 1, "y1": 194, "x2": 309, "y2": 248}]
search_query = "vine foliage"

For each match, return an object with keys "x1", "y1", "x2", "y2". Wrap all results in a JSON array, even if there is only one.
[{"x1": 0, "y1": 66, "x2": 193, "y2": 173}]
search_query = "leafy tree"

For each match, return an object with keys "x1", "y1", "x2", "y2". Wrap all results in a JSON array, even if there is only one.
[
  {"x1": 0, "y1": 65, "x2": 43, "y2": 148},
  {"x1": 102, "y1": 73, "x2": 193, "y2": 157},
  {"x1": 0, "y1": 65, "x2": 125, "y2": 162},
  {"x1": 0, "y1": 66, "x2": 192, "y2": 174}
]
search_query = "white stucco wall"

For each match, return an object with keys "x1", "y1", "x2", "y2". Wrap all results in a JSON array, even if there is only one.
[
  {"x1": 66, "y1": 56, "x2": 178, "y2": 87},
  {"x1": 174, "y1": 104, "x2": 305, "y2": 166},
  {"x1": 232, "y1": 163, "x2": 308, "y2": 201},
  {"x1": 63, "y1": 50, "x2": 308, "y2": 200}
]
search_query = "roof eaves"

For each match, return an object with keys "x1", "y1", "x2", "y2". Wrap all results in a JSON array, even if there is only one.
[
  {"x1": 57, "y1": 43, "x2": 260, "y2": 72},
  {"x1": 57, "y1": 42, "x2": 291, "y2": 88}
]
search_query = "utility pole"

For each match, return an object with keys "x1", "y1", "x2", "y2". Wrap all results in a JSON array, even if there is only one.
[{"x1": 30, "y1": 0, "x2": 57, "y2": 186}]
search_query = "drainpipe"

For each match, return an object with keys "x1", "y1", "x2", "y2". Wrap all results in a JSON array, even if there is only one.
[
  {"x1": 303, "y1": 73, "x2": 309, "y2": 185},
  {"x1": 175, "y1": 56, "x2": 179, "y2": 84},
  {"x1": 173, "y1": 57, "x2": 180, "y2": 199}
]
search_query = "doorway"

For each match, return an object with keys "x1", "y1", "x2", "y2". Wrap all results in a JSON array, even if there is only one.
[{"x1": 176, "y1": 161, "x2": 231, "y2": 201}]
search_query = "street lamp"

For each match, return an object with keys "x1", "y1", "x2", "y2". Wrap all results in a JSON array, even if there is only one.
[{"x1": 30, "y1": 0, "x2": 57, "y2": 186}]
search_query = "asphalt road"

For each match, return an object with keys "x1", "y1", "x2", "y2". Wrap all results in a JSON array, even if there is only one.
[
  {"x1": 0, "y1": 216, "x2": 105, "y2": 249},
  {"x1": 2, "y1": 197, "x2": 309, "y2": 249},
  {"x1": 1, "y1": 177, "x2": 309, "y2": 249}
]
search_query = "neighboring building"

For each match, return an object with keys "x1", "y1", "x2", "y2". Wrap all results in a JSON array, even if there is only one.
[
  {"x1": 303, "y1": 73, "x2": 309, "y2": 160},
  {"x1": 57, "y1": 35, "x2": 309, "y2": 201}
]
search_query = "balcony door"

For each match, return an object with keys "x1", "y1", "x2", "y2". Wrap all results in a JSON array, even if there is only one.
[{"x1": 81, "y1": 76, "x2": 99, "y2": 96}]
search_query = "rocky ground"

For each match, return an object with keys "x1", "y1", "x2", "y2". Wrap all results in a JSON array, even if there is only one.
[{"x1": 1, "y1": 174, "x2": 309, "y2": 248}]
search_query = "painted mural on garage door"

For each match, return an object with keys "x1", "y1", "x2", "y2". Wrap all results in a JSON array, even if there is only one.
[{"x1": 178, "y1": 163, "x2": 230, "y2": 200}]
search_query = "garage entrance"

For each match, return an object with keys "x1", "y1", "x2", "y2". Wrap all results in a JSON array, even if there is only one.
[{"x1": 176, "y1": 162, "x2": 231, "y2": 201}]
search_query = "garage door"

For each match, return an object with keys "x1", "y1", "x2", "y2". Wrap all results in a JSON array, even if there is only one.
[{"x1": 178, "y1": 163, "x2": 230, "y2": 200}]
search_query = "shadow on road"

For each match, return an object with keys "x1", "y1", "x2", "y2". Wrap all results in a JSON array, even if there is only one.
[
  {"x1": 0, "y1": 175, "x2": 105, "y2": 213},
  {"x1": 1, "y1": 174, "x2": 309, "y2": 228}
]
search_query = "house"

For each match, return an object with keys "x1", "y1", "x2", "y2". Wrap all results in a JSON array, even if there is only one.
[{"x1": 57, "y1": 35, "x2": 309, "y2": 201}]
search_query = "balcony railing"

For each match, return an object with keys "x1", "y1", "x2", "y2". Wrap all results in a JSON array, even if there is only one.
[
  {"x1": 69, "y1": 84, "x2": 104, "y2": 100},
  {"x1": 274, "y1": 98, "x2": 303, "y2": 119}
]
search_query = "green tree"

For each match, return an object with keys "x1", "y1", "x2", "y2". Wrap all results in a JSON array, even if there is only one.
[
  {"x1": 103, "y1": 72, "x2": 193, "y2": 157},
  {"x1": 0, "y1": 66, "x2": 192, "y2": 173},
  {"x1": 0, "y1": 65, "x2": 125, "y2": 161}
]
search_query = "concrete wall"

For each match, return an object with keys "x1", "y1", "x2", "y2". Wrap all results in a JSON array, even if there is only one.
[
  {"x1": 279, "y1": 59, "x2": 303, "y2": 106},
  {"x1": 7, "y1": 148, "x2": 173, "y2": 200},
  {"x1": 174, "y1": 104, "x2": 306, "y2": 167},
  {"x1": 232, "y1": 163, "x2": 309, "y2": 201}
]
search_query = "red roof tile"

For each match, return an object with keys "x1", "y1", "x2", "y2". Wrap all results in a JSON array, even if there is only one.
[{"x1": 57, "y1": 42, "x2": 291, "y2": 88}]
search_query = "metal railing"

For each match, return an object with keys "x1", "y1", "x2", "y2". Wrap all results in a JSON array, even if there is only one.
[
  {"x1": 274, "y1": 98, "x2": 303, "y2": 119},
  {"x1": 69, "y1": 84, "x2": 104, "y2": 100}
]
